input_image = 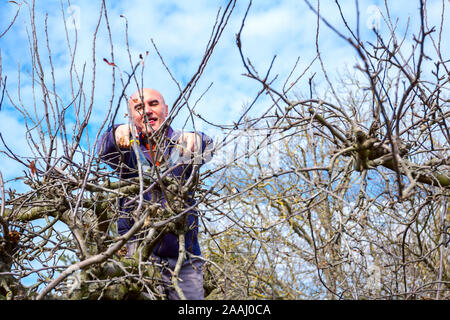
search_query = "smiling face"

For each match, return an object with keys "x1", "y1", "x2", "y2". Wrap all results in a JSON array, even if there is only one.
[{"x1": 128, "y1": 88, "x2": 168, "y2": 135}]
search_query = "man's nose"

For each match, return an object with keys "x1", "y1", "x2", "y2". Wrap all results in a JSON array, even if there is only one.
[{"x1": 144, "y1": 104, "x2": 153, "y2": 115}]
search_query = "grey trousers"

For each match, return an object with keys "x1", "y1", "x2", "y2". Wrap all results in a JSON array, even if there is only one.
[{"x1": 126, "y1": 242, "x2": 204, "y2": 300}]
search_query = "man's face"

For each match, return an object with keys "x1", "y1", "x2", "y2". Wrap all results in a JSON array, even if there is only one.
[{"x1": 129, "y1": 89, "x2": 168, "y2": 135}]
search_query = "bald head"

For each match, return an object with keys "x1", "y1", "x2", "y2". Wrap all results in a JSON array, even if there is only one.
[
  {"x1": 129, "y1": 88, "x2": 166, "y2": 106},
  {"x1": 128, "y1": 88, "x2": 168, "y2": 134}
]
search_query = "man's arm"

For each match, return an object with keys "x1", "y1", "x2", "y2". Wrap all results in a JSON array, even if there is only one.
[{"x1": 97, "y1": 124, "x2": 133, "y2": 171}]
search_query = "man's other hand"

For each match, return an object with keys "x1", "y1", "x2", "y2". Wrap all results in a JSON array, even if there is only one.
[{"x1": 177, "y1": 132, "x2": 202, "y2": 162}]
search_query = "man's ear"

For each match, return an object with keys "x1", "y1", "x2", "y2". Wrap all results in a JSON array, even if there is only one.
[{"x1": 165, "y1": 104, "x2": 169, "y2": 117}]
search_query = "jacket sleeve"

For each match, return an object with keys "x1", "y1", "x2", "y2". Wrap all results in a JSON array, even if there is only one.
[
  {"x1": 201, "y1": 132, "x2": 214, "y2": 164},
  {"x1": 96, "y1": 125, "x2": 136, "y2": 175}
]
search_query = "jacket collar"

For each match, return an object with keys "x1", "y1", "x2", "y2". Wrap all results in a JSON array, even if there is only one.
[{"x1": 137, "y1": 126, "x2": 174, "y2": 143}]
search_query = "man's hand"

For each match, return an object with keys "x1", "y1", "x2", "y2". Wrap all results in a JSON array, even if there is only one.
[
  {"x1": 177, "y1": 132, "x2": 202, "y2": 162},
  {"x1": 115, "y1": 124, "x2": 131, "y2": 149}
]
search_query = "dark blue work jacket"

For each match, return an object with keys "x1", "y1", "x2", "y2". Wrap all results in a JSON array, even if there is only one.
[{"x1": 97, "y1": 125, "x2": 212, "y2": 258}]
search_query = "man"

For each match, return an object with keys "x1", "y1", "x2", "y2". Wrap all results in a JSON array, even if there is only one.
[{"x1": 97, "y1": 88, "x2": 212, "y2": 299}]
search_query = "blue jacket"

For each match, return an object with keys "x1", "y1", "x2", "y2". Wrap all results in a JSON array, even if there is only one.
[{"x1": 97, "y1": 125, "x2": 212, "y2": 258}]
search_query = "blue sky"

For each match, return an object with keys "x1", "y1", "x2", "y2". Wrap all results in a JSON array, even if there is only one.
[{"x1": 0, "y1": 0, "x2": 448, "y2": 190}]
